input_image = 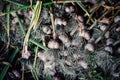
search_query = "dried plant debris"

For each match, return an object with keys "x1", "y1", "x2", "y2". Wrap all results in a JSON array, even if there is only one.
[{"x1": 0, "y1": 0, "x2": 120, "y2": 80}]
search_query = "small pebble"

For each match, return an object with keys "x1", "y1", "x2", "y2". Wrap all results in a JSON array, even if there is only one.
[
  {"x1": 85, "y1": 43, "x2": 94, "y2": 52},
  {"x1": 48, "y1": 40, "x2": 59, "y2": 49}
]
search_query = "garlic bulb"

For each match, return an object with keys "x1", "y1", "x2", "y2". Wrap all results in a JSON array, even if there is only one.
[
  {"x1": 78, "y1": 60, "x2": 88, "y2": 69},
  {"x1": 85, "y1": 43, "x2": 94, "y2": 52},
  {"x1": 55, "y1": 18, "x2": 63, "y2": 25},
  {"x1": 42, "y1": 25, "x2": 51, "y2": 34},
  {"x1": 55, "y1": 18, "x2": 67, "y2": 26},
  {"x1": 48, "y1": 40, "x2": 59, "y2": 49},
  {"x1": 79, "y1": 30, "x2": 90, "y2": 40},
  {"x1": 59, "y1": 34, "x2": 71, "y2": 47}
]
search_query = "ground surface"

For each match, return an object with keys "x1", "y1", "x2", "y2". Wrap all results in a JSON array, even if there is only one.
[{"x1": 0, "y1": 0, "x2": 120, "y2": 80}]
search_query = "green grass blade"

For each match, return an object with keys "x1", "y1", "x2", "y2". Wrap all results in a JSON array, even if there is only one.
[
  {"x1": 15, "y1": 13, "x2": 26, "y2": 36},
  {"x1": 0, "y1": 1, "x2": 53, "y2": 16},
  {"x1": 29, "y1": 39, "x2": 49, "y2": 51},
  {"x1": 0, "y1": 5, "x2": 33, "y2": 16},
  {"x1": 0, "y1": 48, "x2": 19, "y2": 80},
  {"x1": 5, "y1": 0, "x2": 24, "y2": 6}
]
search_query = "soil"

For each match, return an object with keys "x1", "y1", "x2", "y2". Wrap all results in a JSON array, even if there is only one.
[{"x1": 0, "y1": 0, "x2": 120, "y2": 80}]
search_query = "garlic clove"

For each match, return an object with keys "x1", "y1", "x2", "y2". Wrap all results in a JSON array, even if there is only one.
[
  {"x1": 48, "y1": 40, "x2": 59, "y2": 49},
  {"x1": 85, "y1": 43, "x2": 94, "y2": 52}
]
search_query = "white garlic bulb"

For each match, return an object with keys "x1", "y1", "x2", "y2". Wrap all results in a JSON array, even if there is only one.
[
  {"x1": 85, "y1": 43, "x2": 94, "y2": 52},
  {"x1": 48, "y1": 40, "x2": 59, "y2": 49},
  {"x1": 78, "y1": 60, "x2": 88, "y2": 69},
  {"x1": 55, "y1": 18, "x2": 63, "y2": 25},
  {"x1": 79, "y1": 30, "x2": 90, "y2": 40},
  {"x1": 55, "y1": 18, "x2": 67, "y2": 26},
  {"x1": 59, "y1": 34, "x2": 71, "y2": 47},
  {"x1": 42, "y1": 25, "x2": 51, "y2": 34}
]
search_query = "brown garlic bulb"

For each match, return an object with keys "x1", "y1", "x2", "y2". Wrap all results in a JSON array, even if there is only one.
[
  {"x1": 48, "y1": 40, "x2": 59, "y2": 49},
  {"x1": 85, "y1": 43, "x2": 94, "y2": 52}
]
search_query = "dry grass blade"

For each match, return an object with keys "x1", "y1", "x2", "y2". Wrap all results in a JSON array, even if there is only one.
[
  {"x1": 22, "y1": 1, "x2": 42, "y2": 58},
  {"x1": 6, "y1": 4, "x2": 10, "y2": 48},
  {"x1": 49, "y1": 7, "x2": 56, "y2": 39}
]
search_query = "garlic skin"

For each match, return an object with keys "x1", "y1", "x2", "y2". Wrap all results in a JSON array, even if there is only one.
[
  {"x1": 42, "y1": 25, "x2": 51, "y2": 34},
  {"x1": 79, "y1": 30, "x2": 90, "y2": 40},
  {"x1": 85, "y1": 43, "x2": 94, "y2": 52},
  {"x1": 48, "y1": 40, "x2": 59, "y2": 49}
]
